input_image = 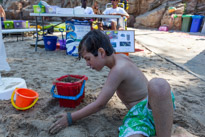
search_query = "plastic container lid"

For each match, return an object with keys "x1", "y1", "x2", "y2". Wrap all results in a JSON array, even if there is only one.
[
  {"x1": 182, "y1": 15, "x2": 193, "y2": 18},
  {"x1": 0, "y1": 78, "x2": 27, "y2": 100},
  {"x1": 192, "y1": 15, "x2": 204, "y2": 19},
  {"x1": 33, "y1": 5, "x2": 45, "y2": 8}
]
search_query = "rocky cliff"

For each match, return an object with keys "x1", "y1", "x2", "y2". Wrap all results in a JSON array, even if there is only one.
[{"x1": 1, "y1": 0, "x2": 205, "y2": 30}]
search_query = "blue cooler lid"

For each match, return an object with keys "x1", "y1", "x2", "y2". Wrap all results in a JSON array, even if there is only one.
[{"x1": 192, "y1": 15, "x2": 204, "y2": 19}]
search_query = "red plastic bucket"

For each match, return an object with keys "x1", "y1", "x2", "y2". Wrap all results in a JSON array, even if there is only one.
[
  {"x1": 52, "y1": 75, "x2": 88, "y2": 108},
  {"x1": 15, "y1": 88, "x2": 38, "y2": 108}
]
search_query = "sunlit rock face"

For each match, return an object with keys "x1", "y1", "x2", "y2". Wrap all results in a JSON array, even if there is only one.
[{"x1": 1, "y1": 0, "x2": 204, "y2": 29}]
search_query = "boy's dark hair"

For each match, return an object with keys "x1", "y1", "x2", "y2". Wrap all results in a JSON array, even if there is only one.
[{"x1": 78, "y1": 30, "x2": 115, "y2": 60}]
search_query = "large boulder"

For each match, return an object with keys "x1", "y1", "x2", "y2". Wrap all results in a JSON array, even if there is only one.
[
  {"x1": 184, "y1": 0, "x2": 197, "y2": 14},
  {"x1": 195, "y1": 0, "x2": 205, "y2": 15},
  {"x1": 134, "y1": 4, "x2": 166, "y2": 28},
  {"x1": 127, "y1": 15, "x2": 135, "y2": 27},
  {"x1": 161, "y1": 1, "x2": 184, "y2": 30}
]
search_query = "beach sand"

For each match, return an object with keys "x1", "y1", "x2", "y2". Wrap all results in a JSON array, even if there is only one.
[{"x1": 0, "y1": 32, "x2": 205, "y2": 137}]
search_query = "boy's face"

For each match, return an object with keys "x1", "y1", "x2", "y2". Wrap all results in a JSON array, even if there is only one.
[{"x1": 81, "y1": 50, "x2": 104, "y2": 71}]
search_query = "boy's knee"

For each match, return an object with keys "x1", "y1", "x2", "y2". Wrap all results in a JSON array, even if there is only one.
[{"x1": 148, "y1": 78, "x2": 171, "y2": 98}]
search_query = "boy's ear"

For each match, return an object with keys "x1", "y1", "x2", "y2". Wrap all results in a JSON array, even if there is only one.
[{"x1": 98, "y1": 48, "x2": 106, "y2": 57}]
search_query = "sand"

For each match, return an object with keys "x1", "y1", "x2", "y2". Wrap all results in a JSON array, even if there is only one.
[{"x1": 0, "y1": 31, "x2": 205, "y2": 137}]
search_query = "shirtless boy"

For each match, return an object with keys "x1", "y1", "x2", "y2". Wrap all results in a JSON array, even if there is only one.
[{"x1": 49, "y1": 30, "x2": 174, "y2": 137}]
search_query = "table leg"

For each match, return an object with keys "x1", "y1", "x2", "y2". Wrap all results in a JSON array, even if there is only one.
[
  {"x1": 117, "y1": 18, "x2": 119, "y2": 30},
  {"x1": 22, "y1": 32, "x2": 24, "y2": 41},
  {"x1": 42, "y1": 17, "x2": 45, "y2": 37},
  {"x1": 35, "y1": 16, "x2": 38, "y2": 52}
]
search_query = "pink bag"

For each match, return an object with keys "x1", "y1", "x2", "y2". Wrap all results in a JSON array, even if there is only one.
[{"x1": 159, "y1": 25, "x2": 169, "y2": 31}]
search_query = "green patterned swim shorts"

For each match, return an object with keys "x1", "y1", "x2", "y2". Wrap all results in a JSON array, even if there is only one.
[{"x1": 119, "y1": 92, "x2": 175, "y2": 137}]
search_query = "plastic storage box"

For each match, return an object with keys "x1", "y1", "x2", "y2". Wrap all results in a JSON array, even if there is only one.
[
  {"x1": 22, "y1": 21, "x2": 30, "y2": 28},
  {"x1": 45, "y1": 5, "x2": 59, "y2": 14},
  {"x1": 3, "y1": 21, "x2": 14, "y2": 29},
  {"x1": 181, "y1": 15, "x2": 192, "y2": 32},
  {"x1": 13, "y1": 20, "x2": 24, "y2": 29},
  {"x1": 51, "y1": 75, "x2": 88, "y2": 108},
  {"x1": 33, "y1": 5, "x2": 45, "y2": 13},
  {"x1": 190, "y1": 15, "x2": 204, "y2": 32}
]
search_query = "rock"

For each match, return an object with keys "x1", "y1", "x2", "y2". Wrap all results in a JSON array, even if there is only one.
[
  {"x1": 161, "y1": 2, "x2": 184, "y2": 30},
  {"x1": 6, "y1": 10, "x2": 22, "y2": 20},
  {"x1": 22, "y1": 7, "x2": 35, "y2": 20},
  {"x1": 1, "y1": 0, "x2": 205, "y2": 29},
  {"x1": 185, "y1": 0, "x2": 197, "y2": 14},
  {"x1": 134, "y1": 4, "x2": 166, "y2": 28},
  {"x1": 172, "y1": 125, "x2": 198, "y2": 137},
  {"x1": 127, "y1": 0, "x2": 141, "y2": 14},
  {"x1": 7, "y1": 1, "x2": 22, "y2": 10},
  {"x1": 148, "y1": 0, "x2": 166, "y2": 11},
  {"x1": 195, "y1": 0, "x2": 205, "y2": 15},
  {"x1": 139, "y1": 0, "x2": 155, "y2": 15},
  {"x1": 127, "y1": 15, "x2": 135, "y2": 27},
  {"x1": 161, "y1": 12, "x2": 182, "y2": 30}
]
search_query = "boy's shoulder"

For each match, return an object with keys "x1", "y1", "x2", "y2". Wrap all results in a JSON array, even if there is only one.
[{"x1": 112, "y1": 54, "x2": 133, "y2": 71}]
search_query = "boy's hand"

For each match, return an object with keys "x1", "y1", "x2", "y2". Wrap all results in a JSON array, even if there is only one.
[{"x1": 49, "y1": 113, "x2": 68, "y2": 134}]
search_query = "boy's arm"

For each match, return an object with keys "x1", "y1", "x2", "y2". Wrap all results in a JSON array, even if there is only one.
[
  {"x1": 49, "y1": 67, "x2": 123, "y2": 134},
  {"x1": 72, "y1": 67, "x2": 123, "y2": 121}
]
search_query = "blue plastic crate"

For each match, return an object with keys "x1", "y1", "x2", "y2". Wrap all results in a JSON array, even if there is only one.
[{"x1": 190, "y1": 15, "x2": 204, "y2": 32}]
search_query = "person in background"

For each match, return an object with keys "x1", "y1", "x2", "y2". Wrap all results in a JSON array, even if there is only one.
[
  {"x1": 49, "y1": 29, "x2": 175, "y2": 137},
  {"x1": 75, "y1": 0, "x2": 94, "y2": 15},
  {"x1": 99, "y1": 0, "x2": 129, "y2": 30},
  {"x1": 92, "y1": 1, "x2": 102, "y2": 30},
  {"x1": 92, "y1": 1, "x2": 101, "y2": 15},
  {"x1": 0, "y1": 5, "x2": 6, "y2": 21}
]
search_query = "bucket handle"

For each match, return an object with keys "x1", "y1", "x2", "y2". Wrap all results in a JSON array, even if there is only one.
[
  {"x1": 50, "y1": 80, "x2": 85, "y2": 100},
  {"x1": 11, "y1": 88, "x2": 39, "y2": 111}
]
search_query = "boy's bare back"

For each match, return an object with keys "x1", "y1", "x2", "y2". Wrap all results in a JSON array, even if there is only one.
[{"x1": 105, "y1": 54, "x2": 148, "y2": 109}]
